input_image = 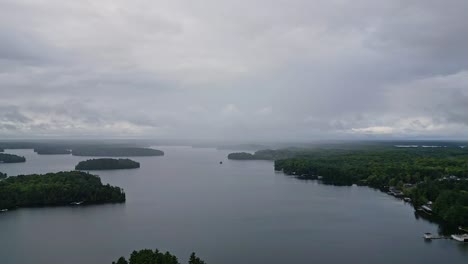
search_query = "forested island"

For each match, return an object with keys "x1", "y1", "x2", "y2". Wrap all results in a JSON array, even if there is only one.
[
  {"x1": 0, "y1": 153, "x2": 26, "y2": 163},
  {"x1": 34, "y1": 147, "x2": 71, "y2": 155},
  {"x1": 76, "y1": 158, "x2": 140, "y2": 170},
  {"x1": 113, "y1": 249, "x2": 206, "y2": 264},
  {"x1": 0, "y1": 171, "x2": 125, "y2": 210},
  {"x1": 272, "y1": 147, "x2": 468, "y2": 227},
  {"x1": 72, "y1": 147, "x2": 164, "y2": 157}
]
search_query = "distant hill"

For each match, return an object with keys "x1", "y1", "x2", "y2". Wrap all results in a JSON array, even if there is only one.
[
  {"x1": 227, "y1": 152, "x2": 256, "y2": 160},
  {"x1": 0, "y1": 153, "x2": 26, "y2": 163},
  {"x1": 75, "y1": 158, "x2": 140, "y2": 170},
  {"x1": 217, "y1": 144, "x2": 270, "y2": 151},
  {"x1": 34, "y1": 147, "x2": 71, "y2": 155},
  {"x1": 72, "y1": 147, "x2": 164, "y2": 157},
  {"x1": 227, "y1": 149, "x2": 299, "y2": 160}
]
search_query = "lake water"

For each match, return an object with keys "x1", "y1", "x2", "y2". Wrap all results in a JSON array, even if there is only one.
[{"x1": 0, "y1": 147, "x2": 467, "y2": 263}]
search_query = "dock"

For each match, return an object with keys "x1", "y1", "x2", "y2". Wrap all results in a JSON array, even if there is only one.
[
  {"x1": 425, "y1": 236, "x2": 450, "y2": 240},
  {"x1": 423, "y1": 233, "x2": 450, "y2": 240}
]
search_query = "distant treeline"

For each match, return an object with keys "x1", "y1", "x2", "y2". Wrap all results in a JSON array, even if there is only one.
[
  {"x1": 273, "y1": 148, "x2": 468, "y2": 227},
  {"x1": 0, "y1": 172, "x2": 6, "y2": 179},
  {"x1": 76, "y1": 158, "x2": 140, "y2": 170},
  {"x1": 217, "y1": 144, "x2": 270, "y2": 151},
  {"x1": 72, "y1": 147, "x2": 164, "y2": 157},
  {"x1": 0, "y1": 171, "x2": 125, "y2": 209},
  {"x1": 0, "y1": 142, "x2": 164, "y2": 157},
  {"x1": 0, "y1": 153, "x2": 26, "y2": 163},
  {"x1": 228, "y1": 149, "x2": 299, "y2": 160},
  {"x1": 34, "y1": 147, "x2": 71, "y2": 155},
  {"x1": 113, "y1": 249, "x2": 206, "y2": 264}
]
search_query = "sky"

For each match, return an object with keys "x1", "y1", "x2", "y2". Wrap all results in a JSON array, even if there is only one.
[{"x1": 1, "y1": 0, "x2": 468, "y2": 141}]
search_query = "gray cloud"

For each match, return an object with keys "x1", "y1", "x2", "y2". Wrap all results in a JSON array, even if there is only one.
[{"x1": 1, "y1": 0, "x2": 468, "y2": 140}]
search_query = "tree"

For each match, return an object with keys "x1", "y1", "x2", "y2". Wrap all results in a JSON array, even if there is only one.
[
  {"x1": 189, "y1": 252, "x2": 206, "y2": 264},
  {"x1": 113, "y1": 257, "x2": 128, "y2": 264},
  {"x1": 113, "y1": 249, "x2": 205, "y2": 264}
]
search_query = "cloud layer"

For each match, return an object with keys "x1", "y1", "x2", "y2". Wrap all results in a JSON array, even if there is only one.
[{"x1": 1, "y1": 0, "x2": 468, "y2": 140}]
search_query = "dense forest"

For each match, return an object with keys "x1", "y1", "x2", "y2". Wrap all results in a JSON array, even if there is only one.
[
  {"x1": 0, "y1": 171, "x2": 125, "y2": 209},
  {"x1": 34, "y1": 147, "x2": 71, "y2": 155},
  {"x1": 112, "y1": 249, "x2": 206, "y2": 264},
  {"x1": 273, "y1": 147, "x2": 468, "y2": 227},
  {"x1": 76, "y1": 158, "x2": 140, "y2": 170},
  {"x1": 72, "y1": 147, "x2": 164, "y2": 157},
  {"x1": 228, "y1": 149, "x2": 300, "y2": 160},
  {"x1": 0, "y1": 153, "x2": 26, "y2": 163},
  {"x1": 227, "y1": 152, "x2": 255, "y2": 160},
  {"x1": 0, "y1": 172, "x2": 6, "y2": 179}
]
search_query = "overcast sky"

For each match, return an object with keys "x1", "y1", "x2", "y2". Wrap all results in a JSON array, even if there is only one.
[{"x1": 1, "y1": 0, "x2": 468, "y2": 141}]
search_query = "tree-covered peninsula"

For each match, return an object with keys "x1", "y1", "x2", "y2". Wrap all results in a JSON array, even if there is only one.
[
  {"x1": 228, "y1": 149, "x2": 298, "y2": 160},
  {"x1": 72, "y1": 147, "x2": 164, "y2": 157},
  {"x1": 0, "y1": 172, "x2": 6, "y2": 179},
  {"x1": 76, "y1": 158, "x2": 140, "y2": 170},
  {"x1": 113, "y1": 249, "x2": 206, "y2": 264},
  {"x1": 227, "y1": 152, "x2": 255, "y2": 160},
  {"x1": 0, "y1": 153, "x2": 26, "y2": 163},
  {"x1": 273, "y1": 147, "x2": 468, "y2": 227},
  {"x1": 0, "y1": 171, "x2": 125, "y2": 210}
]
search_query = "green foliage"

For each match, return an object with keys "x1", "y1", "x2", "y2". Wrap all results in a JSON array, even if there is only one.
[
  {"x1": 75, "y1": 158, "x2": 140, "y2": 170},
  {"x1": 112, "y1": 249, "x2": 206, "y2": 264},
  {"x1": 275, "y1": 148, "x2": 468, "y2": 185},
  {"x1": 228, "y1": 149, "x2": 299, "y2": 160},
  {"x1": 114, "y1": 257, "x2": 128, "y2": 264},
  {"x1": 0, "y1": 171, "x2": 125, "y2": 209},
  {"x1": 34, "y1": 147, "x2": 71, "y2": 155},
  {"x1": 227, "y1": 152, "x2": 255, "y2": 160},
  {"x1": 189, "y1": 252, "x2": 206, "y2": 264},
  {"x1": 0, "y1": 153, "x2": 26, "y2": 163},
  {"x1": 273, "y1": 147, "x2": 468, "y2": 226},
  {"x1": 72, "y1": 147, "x2": 164, "y2": 157},
  {"x1": 0, "y1": 172, "x2": 6, "y2": 179}
]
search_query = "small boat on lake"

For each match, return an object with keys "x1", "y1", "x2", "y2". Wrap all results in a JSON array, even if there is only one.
[
  {"x1": 70, "y1": 201, "x2": 84, "y2": 205},
  {"x1": 0, "y1": 209, "x2": 8, "y2": 212},
  {"x1": 424, "y1": 233, "x2": 433, "y2": 239},
  {"x1": 451, "y1": 234, "x2": 468, "y2": 242}
]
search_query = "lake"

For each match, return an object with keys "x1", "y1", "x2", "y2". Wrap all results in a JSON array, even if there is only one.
[{"x1": 0, "y1": 146, "x2": 467, "y2": 263}]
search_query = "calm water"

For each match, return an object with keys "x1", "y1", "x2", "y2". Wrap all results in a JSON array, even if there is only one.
[{"x1": 0, "y1": 147, "x2": 467, "y2": 264}]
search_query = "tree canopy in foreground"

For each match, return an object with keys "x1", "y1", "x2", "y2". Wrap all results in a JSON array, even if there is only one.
[{"x1": 112, "y1": 249, "x2": 206, "y2": 264}]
